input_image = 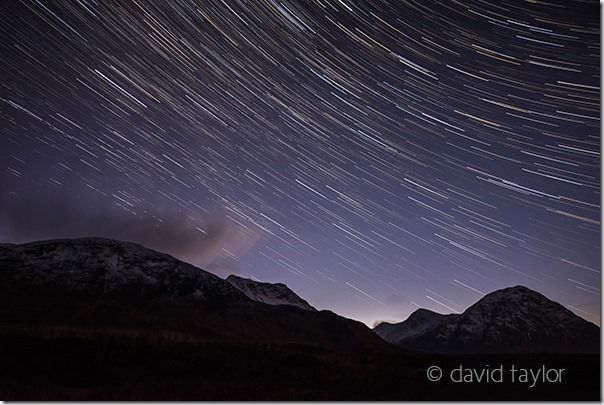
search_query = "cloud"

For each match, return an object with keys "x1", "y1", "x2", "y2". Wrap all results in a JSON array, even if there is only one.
[
  {"x1": 372, "y1": 320, "x2": 387, "y2": 328},
  {"x1": 0, "y1": 192, "x2": 261, "y2": 276}
]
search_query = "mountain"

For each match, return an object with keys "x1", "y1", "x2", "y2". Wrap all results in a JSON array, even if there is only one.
[
  {"x1": 0, "y1": 237, "x2": 246, "y2": 305},
  {"x1": 374, "y1": 286, "x2": 599, "y2": 353},
  {"x1": 374, "y1": 308, "x2": 458, "y2": 343},
  {"x1": 226, "y1": 275, "x2": 316, "y2": 311},
  {"x1": 0, "y1": 238, "x2": 388, "y2": 352}
]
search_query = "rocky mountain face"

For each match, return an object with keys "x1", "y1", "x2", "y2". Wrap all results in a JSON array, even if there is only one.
[
  {"x1": 0, "y1": 237, "x2": 246, "y2": 305},
  {"x1": 226, "y1": 275, "x2": 316, "y2": 311},
  {"x1": 0, "y1": 238, "x2": 388, "y2": 352},
  {"x1": 374, "y1": 308, "x2": 458, "y2": 343},
  {"x1": 374, "y1": 286, "x2": 599, "y2": 354}
]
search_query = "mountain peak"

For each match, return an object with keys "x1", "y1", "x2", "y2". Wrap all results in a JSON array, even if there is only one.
[
  {"x1": 408, "y1": 307, "x2": 446, "y2": 318},
  {"x1": 485, "y1": 285, "x2": 539, "y2": 297},
  {"x1": 374, "y1": 308, "x2": 457, "y2": 343},
  {"x1": 226, "y1": 275, "x2": 316, "y2": 311}
]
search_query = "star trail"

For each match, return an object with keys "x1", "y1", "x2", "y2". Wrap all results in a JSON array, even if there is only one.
[{"x1": 0, "y1": 0, "x2": 600, "y2": 326}]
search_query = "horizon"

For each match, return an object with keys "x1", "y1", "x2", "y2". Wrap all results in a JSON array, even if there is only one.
[
  {"x1": 1, "y1": 1, "x2": 600, "y2": 330},
  {"x1": 1, "y1": 235, "x2": 600, "y2": 328}
]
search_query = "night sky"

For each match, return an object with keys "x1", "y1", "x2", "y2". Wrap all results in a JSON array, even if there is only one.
[{"x1": 0, "y1": 0, "x2": 600, "y2": 326}]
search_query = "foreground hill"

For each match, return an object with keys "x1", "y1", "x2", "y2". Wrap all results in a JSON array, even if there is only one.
[
  {"x1": 374, "y1": 286, "x2": 599, "y2": 354},
  {"x1": 0, "y1": 238, "x2": 386, "y2": 352}
]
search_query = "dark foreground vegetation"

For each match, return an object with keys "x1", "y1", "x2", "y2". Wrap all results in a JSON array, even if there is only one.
[{"x1": 0, "y1": 324, "x2": 598, "y2": 400}]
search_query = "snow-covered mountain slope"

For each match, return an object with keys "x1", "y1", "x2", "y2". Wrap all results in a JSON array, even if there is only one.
[
  {"x1": 0, "y1": 238, "x2": 389, "y2": 352},
  {"x1": 374, "y1": 286, "x2": 599, "y2": 353},
  {"x1": 226, "y1": 275, "x2": 316, "y2": 311},
  {"x1": 0, "y1": 237, "x2": 246, "y2": 304},
  {"x1": 374, "y1": 308, "x2": 458, "y2": 343}
]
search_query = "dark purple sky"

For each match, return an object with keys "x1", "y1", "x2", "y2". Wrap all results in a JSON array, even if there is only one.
[{"x1": 0, "y1": 0, "x2": 600, "y2": 326}]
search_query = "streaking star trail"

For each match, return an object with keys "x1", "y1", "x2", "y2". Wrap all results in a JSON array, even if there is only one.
[{"x1": 0, "y1": 0, "x2": 599, "y2": 326}]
